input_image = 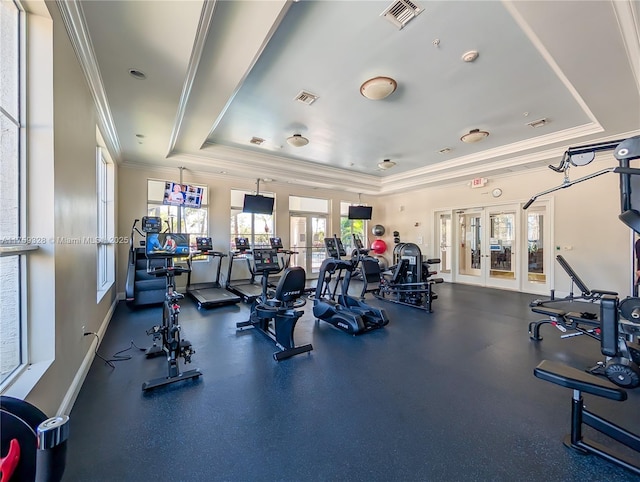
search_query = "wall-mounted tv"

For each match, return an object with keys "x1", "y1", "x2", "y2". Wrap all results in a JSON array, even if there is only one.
[
  {"x1": 348, "y1": 205, "x2": 372, "y2": 220},
  {"x1": 163, "y1": 181, "x2": 203, "y2": 209},
  {"x1": 145, "y1": 232, "x2": 191, "y2": 257},
  {"x1": 242, "y1": 194, "x2": 274, "y2": 214}
]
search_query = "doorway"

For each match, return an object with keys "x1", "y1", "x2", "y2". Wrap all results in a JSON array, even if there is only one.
[
  {"x1": 455, "y1": 205, "x2": 520, "y2": 290},
  {"x1": 289, "y1": 214, "x2": 327, "y2": 278}
]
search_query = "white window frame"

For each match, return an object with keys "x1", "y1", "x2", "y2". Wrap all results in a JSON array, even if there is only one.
[{"x1": 96, "y1": 145, "x2": 115, "y2": 301}]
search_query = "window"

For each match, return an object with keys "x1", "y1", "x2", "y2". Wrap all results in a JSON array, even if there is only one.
[
  {"x1": 0, "y1": 0, "x2": 26, "y2": 385},
  {"x1": 230, "y1": 189, "x2": 274, "y2": 249},
  {"x1": 147, "y1": 179, "x2": 208, "y2": 251},
  {"x1": 340, "y1": 202, "x2": 367, "y2": 253},
  {"x1": 96, "y1": 146, "x2": 115, "y2": 300}
]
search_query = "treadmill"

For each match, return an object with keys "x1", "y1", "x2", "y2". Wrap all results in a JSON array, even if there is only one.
[
  {"x1": 186, "y1": 237, "x2": 241, "y2": 309},
  {"x1": 225, "y1": 237, "x2": 265, "y2": 303}
]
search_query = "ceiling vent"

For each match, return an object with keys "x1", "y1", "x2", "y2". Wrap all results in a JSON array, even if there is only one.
[
  {"x1": 250, "y1": 137, "x2": 265, "y2": 145},
  {"x1": 380, "y1": 0, "x2": 424, "y2": 29},
  {"x1": 294, "y1": 90, "x2": 319, "y2": 105},
  {"x1": 527, "y1": 118, "x2": 548, "y2": 128}
]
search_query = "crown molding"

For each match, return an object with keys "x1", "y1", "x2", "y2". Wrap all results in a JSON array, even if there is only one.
[
  {"x1": 55, "y1": 0, "x2": 121, "y2": 162},
  {"x1": 612, "y1": 0, "x2": 640, "y2": 95},
  {"x1": 379, "y1": 129, "x2": 640, "y2": 194},
  {"x1": 166, "y1": 0, "x2": 217, "y2": 157}
]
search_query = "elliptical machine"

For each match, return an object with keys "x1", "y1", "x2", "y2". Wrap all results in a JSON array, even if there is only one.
[
  {"x1": 236, "y1": 248, "x2": 313, "y2": 361},
  {"x1": 312, "y1": 236, "x2": 389, "y2": 334}
]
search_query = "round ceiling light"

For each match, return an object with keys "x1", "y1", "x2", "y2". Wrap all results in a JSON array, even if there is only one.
[
  {"x1": 287, "y1": 134, "x2": 309, "y2": 147},
  {"x1": 377, "y1": 159, "x2": 396, "y2": 170},
  {"x1": 460, "y1": 129, "x2": 489, "y2": 143},
  {"x1": 360, "y1": 77, "x2": 397, "y2": 100},
  {"x1": 461, "y1": 50, "x2": 479, "y2": 63}
]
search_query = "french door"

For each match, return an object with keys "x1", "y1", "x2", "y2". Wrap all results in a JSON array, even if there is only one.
[
  {"x1": 455, "y1": 205, "x2": 520, "y2": 290},
  {"x1": 289, "y1": 214, "x2": 327, "y2": 278}
]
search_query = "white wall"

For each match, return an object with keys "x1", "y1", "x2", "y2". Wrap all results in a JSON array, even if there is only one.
[{"x1": 370, "y1": 155, "x2": 632, "y2": 298}]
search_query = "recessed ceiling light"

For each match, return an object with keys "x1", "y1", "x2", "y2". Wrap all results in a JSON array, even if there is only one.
[
  {"x1": 135, "y1": 134, "x2": 145, "y2": 138},
  {"x1": 360, "y1": 77, "x2": 397, "y2": 100},
  {"x1": 250, "y1": 137, "x2": 265, "y2": 145},
  {"x1": 287, "y1": 134, "x2": 309, "y2": 147},
  {"x1": 128, "y1": 69, "x2": 147, "y2": 80},
  {"x1": 438, "y1": 147, "x2": 452, "y2": 154},
  {"x1": 460, "y1": 129, "x2": 489, "y2": 143}
]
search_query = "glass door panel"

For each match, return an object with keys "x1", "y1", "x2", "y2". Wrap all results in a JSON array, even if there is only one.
[
  {"x1": 486, "y1": 206, "x2": 519, "y2": 290},
  {"x1": 436, "y1": 211, "x2": 452, "y2": 282},
  {"x1": 456, "y1": 210, "x2": 484, "y2": 284},
  {"x1": 290, "y1": 214, "x2": 326, "y2": 277},
  {"x1": 522, "y1": 201, "x2": 551, "y2": 295}
]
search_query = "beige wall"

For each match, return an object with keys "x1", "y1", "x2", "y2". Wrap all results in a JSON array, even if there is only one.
[
  {"x1": 370, "y1": 156, "x2": 632, "y2": 298},
  {"x1": 116, "y1": 166, "x2": 364, "y2": 291},
  {"x1": 21, "y1": 2, "x2": 118, "y2": 416}
]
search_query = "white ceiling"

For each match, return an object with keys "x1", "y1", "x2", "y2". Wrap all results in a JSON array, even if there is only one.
[{"x1": 62, "y1": 0, "x2": 640, "y2": 194}]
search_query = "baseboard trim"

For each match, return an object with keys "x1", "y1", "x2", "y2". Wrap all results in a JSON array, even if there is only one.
[{"x1": 57, "y1": 297, "x2": 118, "y2": 415}]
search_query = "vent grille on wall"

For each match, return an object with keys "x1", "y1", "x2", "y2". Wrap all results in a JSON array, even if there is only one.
[
  {"x1": 381, "y1": 0, "x2": 423, "y2": 29},
  {"x1": 294, "y1": 91, "x2": 319, "y2": 105}
]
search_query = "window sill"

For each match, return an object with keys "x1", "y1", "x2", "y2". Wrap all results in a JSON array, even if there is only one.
[
  {"x1": 96, "y1": 280, "x2": 114, "y2": 303},
  {"x1": 0, "y1": 359, "x2": 53, "y2": 399}
]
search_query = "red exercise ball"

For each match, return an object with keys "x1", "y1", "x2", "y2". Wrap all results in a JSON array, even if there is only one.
[{"x1": 371, "y1": 239, "x2": 387, "y2": 255}]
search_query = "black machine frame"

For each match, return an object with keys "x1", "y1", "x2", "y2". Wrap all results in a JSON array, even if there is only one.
[
  {"x1": 142, "y1": 253, "x2": 202, "y2": 391},
  {"x1": 236, "y1": 248, "x2": 313, "y2": 360},
  {"x1": 186, "y1": 237, "x2": 241, "y2": 309}
]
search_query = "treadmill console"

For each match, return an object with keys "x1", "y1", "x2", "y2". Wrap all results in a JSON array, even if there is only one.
[
  {"x1": 270, "y1": 237, "x2": 284, "y2": 250},
  {"x1": 142, "y1": 216, "x2": 162, "y2": 233},
  {"x1": 324, "y1": 237, "x2": 347, "y2": 259},
  {"x1": 235, "y1": 237, "x2": 250, "y2": 252},
  {"x1": 196, "y1": 237, "x2": 213, "y2": 253},
  {"x1": 252, "y1": 248, "x2": 280, "y2": 272}
]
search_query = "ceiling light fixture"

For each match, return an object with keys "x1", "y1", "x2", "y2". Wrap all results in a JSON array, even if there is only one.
[
  {"x1": 461, "y1": 50, "x2": 479, "y2": 63},
  {"x1": 287, "y1": 134, "x2": 309, "y2": 147},
  {"x1": 360, "y1": 76, "x2": 397, "y2": 100},
  {"x1": 128, "y1": 68, "x2": 147, "y2": 80},
  {"x1": 460, "y1": 129, "x2": 489, "y2": 143},
  {"x1": 378, "y1": 159, "x2": 396, "y2": 170}
]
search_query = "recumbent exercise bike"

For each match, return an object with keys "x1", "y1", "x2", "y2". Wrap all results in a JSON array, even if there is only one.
[{"x1": 236, "y1": 248, "x2": 313, "y2": 361}]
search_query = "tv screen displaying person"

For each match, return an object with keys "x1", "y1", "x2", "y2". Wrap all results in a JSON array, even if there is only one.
[
  {"x1": 163, "y1": 235, "x2": 177, "y2": 253},
  {"x1": 167, "y1": 183, "x2": 185, "y2": 204}
]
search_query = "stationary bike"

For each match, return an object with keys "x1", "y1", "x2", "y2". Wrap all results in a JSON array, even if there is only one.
[
  {"x1": 236, "y1": 248, "x2": 313, "y2": 361},
  {"x1": 143, "y1": 254, "x2": 202, "y2": 391}
]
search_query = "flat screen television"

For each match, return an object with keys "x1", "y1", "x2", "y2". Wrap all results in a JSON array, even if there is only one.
[
  {"x1": 242, "y1": 194, "x2": 274, "y2": 214},
  {"x1": 145, "y1": 232, "x2": 191, "y2": 257},
  {"x1": 163, "y1": 182, "x2": 204, "y2": 209},
  {"x1": 348, "y1": 205, "x2": 372, "y2": 220}
]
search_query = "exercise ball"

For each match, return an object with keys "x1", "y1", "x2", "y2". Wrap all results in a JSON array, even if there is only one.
[
  {"x1": 371, "y1": 239, "x2": 387, "y2": 255},
  {"x1": 371, "y1": 224, "x2": 385, "y2": 237}
]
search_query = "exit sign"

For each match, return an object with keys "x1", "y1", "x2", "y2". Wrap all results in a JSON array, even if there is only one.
[{"x1": 470, "y1": 177, "x2": 488, "y2": 188}]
